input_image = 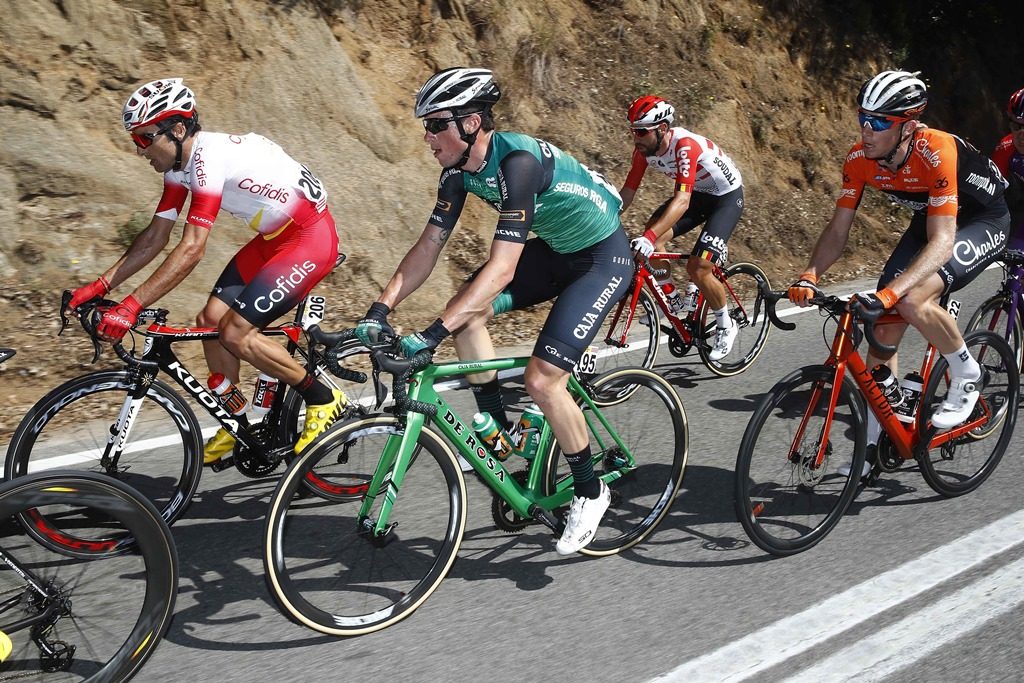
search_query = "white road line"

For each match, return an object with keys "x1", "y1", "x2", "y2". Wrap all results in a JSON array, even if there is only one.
[
  {"x1": 783, "y1": 554, "x2": 1024, "y2": 682},
  {"x1": 649, "y1": 509, "x2": 1024, "y2": 683}
]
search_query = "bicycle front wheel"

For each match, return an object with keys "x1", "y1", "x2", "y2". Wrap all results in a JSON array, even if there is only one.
[
  {"x1": 734, "y1": 365, "x2": 865, "y2": 556},
  {"x1": 697, "y1": 262, "x2": 773, "y2": 376},
  {"x1": 917, "y1": 330, "x2": 1019, "y2": 497},
  {"x1": 964, "y1": 293, "x2": 1023, "y2": 373},
  {"x1": 540, "y1": 368, "x2": 688, "y2": 556},
  {"x1": 579, "y1": 286, "x2": 660, "y2": 391},
  {"x1": 264, "y1": 415, "x2": 467, "y2": 636},
  {"x1": 5, "y1": 371, "x2": 203, "y2": 555},
  {"x1": 0, "y1": 471, "x2": 177, "y2": 682}
]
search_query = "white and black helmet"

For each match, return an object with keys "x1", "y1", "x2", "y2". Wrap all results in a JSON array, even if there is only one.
[
  {"x1": 857, "y1": 70, "x2": 928, "y2": 118},
  {"x1": 414, "y1": 67, "x2": 501, "y2": 118},
  {"x1": 122, "y1": 78, "x2": 198, "y2": 131}
]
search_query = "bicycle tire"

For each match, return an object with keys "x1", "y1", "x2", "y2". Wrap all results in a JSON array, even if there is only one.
[
  {"x1": 0, "y1": 470, "x2": 177, "y2": 681},
  {"x1": 964, "y1": 293, "x2": 1024, "y2": 374},
  {"x1": 734, "y1": 365, "x2": 866, "y2": 556},
  {"x1": 581, "y1": 286, "x2": 660, "y2": 398},
  {"x1": 5, "y1": 370, "x2": 202, "y2": 555},
  {"x1": 264, "y1": 415, "x2": 466, "y2": 636},
  {"x1": 916, "y1": 330, "x2": 1019, "y2": 497},
  {"x1": 697, "y1": 262, "x2": 773, "y2": 377},
  {"x1": 538, "y1": 367, "x2": 688, "y2": 555}
]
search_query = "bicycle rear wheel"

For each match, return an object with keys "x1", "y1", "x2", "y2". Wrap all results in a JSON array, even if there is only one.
[
  {"x1": 5, "y1": 371, "x2": 202, "y2": 555},
  {"x1": 697, "y1": 262, "x2": 772, "y2": 376},
  {"x1": 539, "y1": 368, "x2": 688, "y2": 555},
  {"x1": 734, "y1": 365, "x2": 865, "y2": 556},
  {"x1": 578, "y1": 286, "x2": 660, "y2": 394},
  {"x1": 264, "y1": 415, "x2": 466, "y2": 636},
  {"x1": 964, "y1": 293, "x2": 1023, "y2": 373},
  {"x1": 917, "y1": 330, "x2": 1019, "y2": 497},
  {"x1": 0, "y1": 471, "x2": 177, "y2": 681}
]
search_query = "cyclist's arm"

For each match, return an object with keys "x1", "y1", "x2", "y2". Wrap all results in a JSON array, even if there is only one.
[
  {"x1": 619, "y1": 149, "x2": 648, "y2": 214},
  {"x1": 644, "y1": 187, "x2": 691, "y2": 240},
  {"x1": 100, "y1": 215, "x2": 178, "y2": 289},
  {"x1": 439, "y1": 239, "x2": 524, "y2": 332},
  {"x1": 882, "y1": 213, "x2": 956, "y2": 297},
  {"x1": 618, "y1": 185, "x2": 636, "y2": 214},
  {"x1": 800, "y1": 206, "x2": 857, "y2": 280},
  {"x1": 377, "y1": 170, "x2": 469, "y2": 310},
  {"x1": 122, "y1": 223, "x2": 211, "y2": 307}
]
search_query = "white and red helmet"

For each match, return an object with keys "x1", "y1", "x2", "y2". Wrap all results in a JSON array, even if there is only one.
[
  {"x1": 628, "y1": 95, "x2": 675, "y2": 128},
  {"x1": 122, "y1": 78, "x2": 197, "y2": 131}
]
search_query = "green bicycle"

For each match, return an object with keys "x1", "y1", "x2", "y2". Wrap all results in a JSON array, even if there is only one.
[{"x1": 263, "y1": 339, "x2": 688, "y2": 636}]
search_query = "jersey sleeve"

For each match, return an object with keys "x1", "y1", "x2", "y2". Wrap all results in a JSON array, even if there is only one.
[
  {"x1": 493, "y1": 150, "x2": 546, "y2": 244},
  {"x1": 924, "y1": 134, "x2": 960, "y2": 217},
  {"x1": 835, "y1": 148, "x2": 867, "y2": 210},
  {"x1": 426, "y1": 167, "x2": 468, "y2": 234},
  {"x1": 621, "y1": 148, "x2": 649, "y2": 192},
  {"x1": 153, "y1": 177, "x2": 189, "y2": 222},
  {"x1": 992, "y1": 136, "x2": 1015, "y2": 179},
  {"x1": 673, "y1": 136, "x2": 701, "y2": 193}
]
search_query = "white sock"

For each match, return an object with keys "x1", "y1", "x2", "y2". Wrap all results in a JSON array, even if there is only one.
[
  {"x1": 943, "y1": 343, "x2": 980, "y2": 379},
  {"x1": 714, "y1": 306, "x2": 733, "y2": 329}
]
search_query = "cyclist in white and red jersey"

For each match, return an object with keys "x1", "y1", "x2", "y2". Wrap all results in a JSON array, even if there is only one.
[
  {"x1": 992, "y1": 87, "x2": 1024, "y2": 249},
  {"x1": 619, "y1": 95, "x2": 745, "y2": 361},
  {"x1": 64, "y1": 78, "x2": 344, "y2": 464},
  {"x1": 788, "y1": 71, "x2": 1009, "y2": 476}
]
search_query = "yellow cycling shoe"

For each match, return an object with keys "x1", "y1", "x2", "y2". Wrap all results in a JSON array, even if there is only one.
[
  {"x1": 203, "y1": 428, "x2": 236, "y2": 466},
  {"x1": 0, "y1": 629, "x2": 12, "y2": 662},
  {"x1": 294, "y1": 389, "x2": 347, "y2": 455}
]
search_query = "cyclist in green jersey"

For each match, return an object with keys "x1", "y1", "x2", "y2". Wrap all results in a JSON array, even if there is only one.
[{"x1": 355, "y1": 67, "x2": 633, "y2": 554}]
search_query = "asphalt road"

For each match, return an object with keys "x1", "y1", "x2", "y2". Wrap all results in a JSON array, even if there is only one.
[{"x1": 5, "y1": 267, "x2": 1022, "y2": 683}]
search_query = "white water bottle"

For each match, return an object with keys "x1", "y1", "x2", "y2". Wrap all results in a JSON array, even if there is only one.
[{"x1": 680, "y1": 283, "x2": 699, "y2": 313}]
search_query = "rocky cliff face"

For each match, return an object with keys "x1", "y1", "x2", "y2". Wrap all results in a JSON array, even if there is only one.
[{"x1": 0, "y1": 0, "x2": 1018, "y2": 422}]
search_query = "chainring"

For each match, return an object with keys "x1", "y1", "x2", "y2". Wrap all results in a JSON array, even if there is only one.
[
  {"x1": 875, "y1": 433, "x2": 902, "y2": 473},
  {"x1": 666, "y1": 325, "x2": 693, "y2": 357},
  {"x1": 232, "y1": 423, "x2": 282, "y2": 478},
  {"x1": 491, "y1": 470, "x2": 533, "y2": 532}
]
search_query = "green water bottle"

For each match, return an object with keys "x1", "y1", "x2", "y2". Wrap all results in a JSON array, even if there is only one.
[
  {"x1": 472, "y1": 412, "x2": 513, "y2": 460},
  {"x1": 514, "y1": 404, "x2": 545, "y2": 460}
]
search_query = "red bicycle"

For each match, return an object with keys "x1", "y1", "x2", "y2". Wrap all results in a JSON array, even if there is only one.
[{"x1": 578, "y1": 251, "x2": 774, "y2": 384}]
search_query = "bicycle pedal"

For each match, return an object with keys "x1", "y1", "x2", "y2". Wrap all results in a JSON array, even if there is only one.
[{"x1": 210, "y1": 455, "x2": 235, "y2": 472}]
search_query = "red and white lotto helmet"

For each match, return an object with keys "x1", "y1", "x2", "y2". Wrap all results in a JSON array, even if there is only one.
[
  {"x1": 122, "y1": 78, "x2": 197, "y2": 131},
  {"x1": 627, "y1": 95, "x2": 675, "y2": 128},
  {"x1": 1008, "y1": 88, "x2": 1024, "y2": 124}
]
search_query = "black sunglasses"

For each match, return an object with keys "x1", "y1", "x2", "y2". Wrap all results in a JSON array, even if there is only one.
[{"x1": 422, "y1": 117, "x2": 460, "y2": 135}]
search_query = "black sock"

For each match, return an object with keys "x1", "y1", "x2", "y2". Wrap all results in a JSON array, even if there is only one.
[
  {"x1": 564, "y1": 446, "x2": 599, "y2": 499},
  {"x1": 294, "y1": 373, "x2": 333, "y2": 406},
  {"x1": 471, "y1": 378, "x2": 510, "y2": 430}
]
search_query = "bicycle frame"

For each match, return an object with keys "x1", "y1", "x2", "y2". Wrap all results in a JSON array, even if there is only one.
[
  {"x1": 356, "y1": 356, "x2": 635, "y2": 539},
  {"x1": 798, "y1": 308, "x2": 994, "y2": 467}
]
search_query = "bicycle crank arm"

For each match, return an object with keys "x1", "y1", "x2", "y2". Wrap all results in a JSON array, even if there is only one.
[
  {"x1": 529, "y1": 505, "x2": 564, "y2": 534},
  {"x1": 209, "y1": 455, "x2": 236, "y2": 473}
]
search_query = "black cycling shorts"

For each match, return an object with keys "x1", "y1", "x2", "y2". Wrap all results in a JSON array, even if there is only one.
[
  {"x1": 877, "y1": 205, "x2": 1010, "y2": 294},
  {"x1": 650, "y1": 186, "x2": 744, "y2": 266},
  {"x1": 490, "y1": 229, "x2": 633, "y2": 371}
]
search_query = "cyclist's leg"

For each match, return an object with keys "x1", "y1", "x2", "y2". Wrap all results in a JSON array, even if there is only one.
[{"x1": 684, "y1": 187, "x2": 743, "y2": 311}]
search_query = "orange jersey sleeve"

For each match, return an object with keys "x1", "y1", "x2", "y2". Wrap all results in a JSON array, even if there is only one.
[{"x1": 835, "y1": 145, "x2": 868, "y2": 210}]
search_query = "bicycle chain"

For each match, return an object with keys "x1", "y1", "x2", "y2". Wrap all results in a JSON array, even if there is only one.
[{"x1": 232, "y1": 423, "x2": 282, "y2": 478}]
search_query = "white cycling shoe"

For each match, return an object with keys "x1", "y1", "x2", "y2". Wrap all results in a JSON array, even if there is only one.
[
  {"x1": 708, "y1": 324, "x2": 738, "y2": 361},
  {"x1": 556, "y1": 481, "x2": 611, "y2": 555},
  {"x1": 931, "y1": 373, "x2": 981, "y2": 430}
]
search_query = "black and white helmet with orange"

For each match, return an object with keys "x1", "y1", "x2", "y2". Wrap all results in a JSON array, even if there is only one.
[{"x1": 857, "y1": 70, "x2": 928, "y2": 118}]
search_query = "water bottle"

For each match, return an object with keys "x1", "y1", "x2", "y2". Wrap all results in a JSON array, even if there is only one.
[
  {"x1": 893, "y1": 372, "x2": 924, "y2": 423},
  {"x1": 870, "y1": 364, "x2": 903, "y2": 408},
  {"x1": 250, "y1": 372, "x2": 280, "y2": 418},
  {"x1": 513, "y1": 404, "x2": 545, "y2": 460},
  {"x1": 472, "y1": 412, "x2": 512, "y2": 460},
  {"x1": 661, "y1": 282, "x2": 683, "y2": 314},
  {"x1": 208, "y1": 373, "x2": 248, "y2": 416},
  {"x1": 680, "y1": 282, "x2": 700, "y2": 314}
]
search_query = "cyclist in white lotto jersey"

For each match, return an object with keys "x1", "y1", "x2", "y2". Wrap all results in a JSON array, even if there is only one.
[
  {"x1": 619, "y1": 95, "x2": 746, "y2": 361},
  {"x1": 64, "y1": 78, "x2": 344, "y2": 464}
]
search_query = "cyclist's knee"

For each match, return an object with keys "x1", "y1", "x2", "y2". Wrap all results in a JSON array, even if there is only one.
[
  {"x1": 523, "y1": 358, "x2": 569, "y2": 406},
  {"x1": 686, "y1": 255, "x2": 713, "y2": 280},
  {"x1": 218, "y1": 315, "x2": 259, "y2": 358}
]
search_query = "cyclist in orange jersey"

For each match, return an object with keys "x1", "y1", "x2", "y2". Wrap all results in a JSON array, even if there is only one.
[{"x1": 788, "y1": 71, "x2": 1009, "y2": 474}]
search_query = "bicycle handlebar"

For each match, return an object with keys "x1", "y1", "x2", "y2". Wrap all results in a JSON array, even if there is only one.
[
  {"x1": 320, "y1": 328, "x2": 436, "y2": 418},
  {"x1": 765, "y1": 286, "x2": 897, "y2": 354},
  {"x1": 60, "y1": 291, "x2": 167, "y2": 367},
  {"x1": 307, "y1": 325, "x2": 368, "y2": 384}
]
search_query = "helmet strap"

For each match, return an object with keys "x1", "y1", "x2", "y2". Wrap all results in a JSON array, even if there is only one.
[
  {"x1": 449, "y1": 115, "x2": 481, "y2": 171},
  {"x1": 882, "y1": 122, "x2": 915, "y2": 168}
]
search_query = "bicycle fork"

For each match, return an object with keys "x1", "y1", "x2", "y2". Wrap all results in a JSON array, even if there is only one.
[{"x1": 101, "y1": 378, "x2": 154, "y2": 476}]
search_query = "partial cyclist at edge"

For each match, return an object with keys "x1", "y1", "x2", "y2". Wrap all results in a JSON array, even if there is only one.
[
  {"x1": 788, "y1": 70, "x2": 1010, "y2": 476},
  {"x1": 64, "y1": 78, "x2": 344, "y2": 466},
  {"x1": 353, "y1": 67, "x2": 633, "y2": 555},
  {"x1": 618, "y1": 94, "x2": 746, "y2": 361},
  {"x1": 992, "y1": 87, "x2": 1024, "y2": 250}
]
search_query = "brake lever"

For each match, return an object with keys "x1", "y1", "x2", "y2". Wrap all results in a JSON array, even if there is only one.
[{"x1": 59, "y1": 291, "x2": 72, "y2": 336}]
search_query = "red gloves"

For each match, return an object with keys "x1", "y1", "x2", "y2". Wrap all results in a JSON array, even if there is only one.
[
  {"x1": 97, "y1": 295, "x2": 143, "y2": 342},
  {"x1": 68, "y1": 276, "x2": 110, "y2": 311}
]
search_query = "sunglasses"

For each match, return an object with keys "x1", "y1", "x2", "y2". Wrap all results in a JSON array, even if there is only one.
[
  {"x1": 422, "y1": 117, "x2": 458, "y2": 135},
  {"x1": 130, "y1": 121, "x2": 178, "y2": 149},
  {"x1": 631, "y1": 127, "x2": 657, "y2": 138},
  {"x1": 858, "y1": 112, "x2": 905, "y2": 132}
]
